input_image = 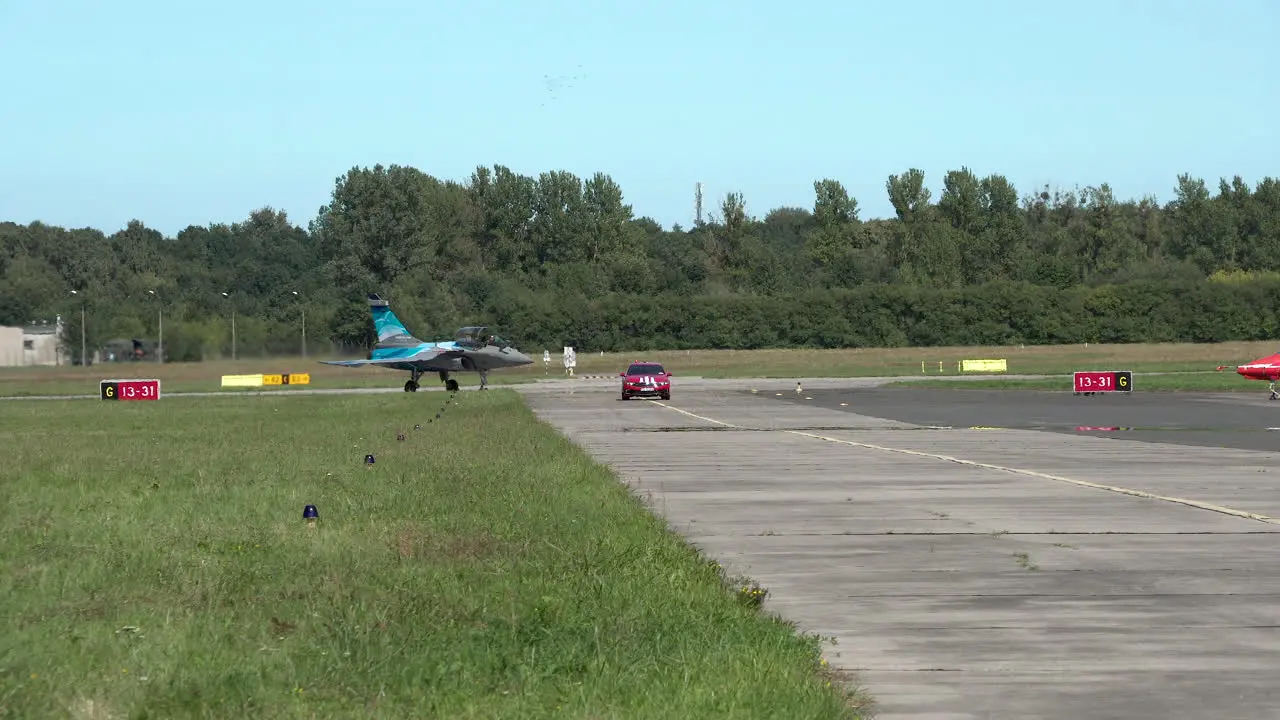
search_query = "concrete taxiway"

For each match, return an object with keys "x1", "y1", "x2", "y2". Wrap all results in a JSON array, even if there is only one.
[
  {"x1": 519, "y1": 379, "x2": 1280, "y2": 719},
  {"x1": 770, "y1": 385, "x2": 1280, "y2": 453}
]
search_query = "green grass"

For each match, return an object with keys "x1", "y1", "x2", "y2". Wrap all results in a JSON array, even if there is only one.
[
  {"x1": 887, "y1": 371, "x2": 1260, "y2": 393},
  {"x1": 2, "y1": 339, "x2": 1271, "y2": 397},
  {"x1": 0, "y1": 391, "x2": 864, "y2": 719},
  {"x1": 0, "y1": 361, "x2": 537, "y2": 399}
]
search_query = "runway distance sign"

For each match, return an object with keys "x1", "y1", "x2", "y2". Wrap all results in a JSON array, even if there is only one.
[
  {"x1": 1072, "y1": 370, "x2": 1132, "y2": 394},
  {"x1": 100, "y1": 378, "x2": 161, "y2": 401},
  {"x1": 271, "y1": 373, "x2": 308, "y2": 385},
  {"x1": 262, "y1": 373, "x2": 309, "y2": 385}
]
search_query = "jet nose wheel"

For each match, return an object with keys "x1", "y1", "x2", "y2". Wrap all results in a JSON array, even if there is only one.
[
  {"x1": 404, "y1": 380, "x2": 419, "y2": 393},
  {"x1": 445, "y1": 378, "x2": 460, "y2": 392}
]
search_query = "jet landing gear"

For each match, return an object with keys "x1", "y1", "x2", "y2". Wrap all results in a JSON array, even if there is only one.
[
  {"x1": 404, "y1": 369, "x2": 423, "y2": 393},
  {"x1": 1268, "y1": 381, "x2": 1279, "y2": 401},
  {"x1": 438, "y1": 371, "x2": 460, "y2": 393}
]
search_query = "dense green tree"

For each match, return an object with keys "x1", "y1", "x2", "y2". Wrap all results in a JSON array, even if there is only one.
[{"x1": 3, "y1": 164, "x2": 1280, "y2": 360}]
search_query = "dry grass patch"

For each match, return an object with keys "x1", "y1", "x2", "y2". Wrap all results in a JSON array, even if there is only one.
[{"x1": 389, "y1": 524, "x2": 506, "y2": 563}]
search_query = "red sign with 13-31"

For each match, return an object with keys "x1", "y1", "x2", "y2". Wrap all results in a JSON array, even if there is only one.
[
  {"x1": 100, "y1": 379, "x2": 161, "y2": 401},
  {"x1": 1072, "y1": 370, "x2": 1131, "y2": 394}
]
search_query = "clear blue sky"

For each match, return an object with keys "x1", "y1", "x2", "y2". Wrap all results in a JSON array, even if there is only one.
[{"x1": 1, "y1": 0, "x2": 1277, "y2": 237}]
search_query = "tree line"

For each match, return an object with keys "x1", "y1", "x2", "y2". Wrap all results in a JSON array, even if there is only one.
[{"x1": 2, "y1": 163, "x2": 1278, "y2": 362}]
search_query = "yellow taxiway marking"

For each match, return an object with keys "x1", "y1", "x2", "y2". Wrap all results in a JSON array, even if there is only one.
[{"x1": 653, "y1": 401, "x2": 1280, "y2": 526}]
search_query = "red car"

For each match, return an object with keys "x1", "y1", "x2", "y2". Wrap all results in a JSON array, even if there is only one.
[{"x1": 620, "y1": 361, "x2": 671, "y2": 401}]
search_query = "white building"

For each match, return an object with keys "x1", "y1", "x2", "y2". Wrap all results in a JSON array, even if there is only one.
[{"x1": 0, "y1": 316, "x2": 66, "y2": 367}]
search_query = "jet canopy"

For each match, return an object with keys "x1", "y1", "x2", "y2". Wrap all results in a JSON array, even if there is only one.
[{"x1": 454, "y1": 326, "x2": 511, "y2": 349}]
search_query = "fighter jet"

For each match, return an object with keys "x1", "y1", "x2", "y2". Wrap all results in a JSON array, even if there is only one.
[
  {"x1": 1218, "y1": 351, "x2": 1280, "y2": 400},
  {"x1": 320, "y1": 294, "x2": 533, "y2": 392}
]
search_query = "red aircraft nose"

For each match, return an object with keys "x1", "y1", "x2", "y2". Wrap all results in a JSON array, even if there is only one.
[{"x1": 1235, "y1": 353, "x2": 1280, "y2": 380}]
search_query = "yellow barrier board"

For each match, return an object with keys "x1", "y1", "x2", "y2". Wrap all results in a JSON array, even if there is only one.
[
  {"x1": 287, "y1": 373, "x2": 311, "y2": 385},
  {"x1": 221, "y1": 374, "x2": 264, "y2": 388},
  {"x1": 262, "y1": 374, "x2": 283, "y2": 385},
  {"x1": 959, "y1": 359, "x2": 1008, "y2": 373}
]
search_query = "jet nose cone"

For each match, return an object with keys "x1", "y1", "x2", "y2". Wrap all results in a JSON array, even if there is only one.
[{"x1": 511, "y1": 350, "x2": 533, "y2": 366}]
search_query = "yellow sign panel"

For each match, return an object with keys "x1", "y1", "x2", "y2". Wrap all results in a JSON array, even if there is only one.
[
  {"x1": 221, "y1": 373, "x2": 309, "y2": 388},
  {"x1": 221, "y1": 374, "x2": 264, "y2": 387},
  {"x1": 959, "y1": 359, "x2": 1008, "y2": 373}
]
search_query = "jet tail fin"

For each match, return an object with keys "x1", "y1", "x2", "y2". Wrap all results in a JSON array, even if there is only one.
[{"x1": 368, "y1": 294, "x2": 421, "y2": 343}]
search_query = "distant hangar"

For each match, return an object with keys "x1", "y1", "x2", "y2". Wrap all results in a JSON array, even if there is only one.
[{"x1": 0, "y1": 317, "x2": 64, "y2": 367}]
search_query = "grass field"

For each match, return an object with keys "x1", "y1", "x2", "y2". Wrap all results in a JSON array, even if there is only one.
[
  {"x1": 0, "y1": 391, "x2": 864, "y2": 719},
  {"x1": 1, "y1": 340, "x2": 1273, "y2": 398}
]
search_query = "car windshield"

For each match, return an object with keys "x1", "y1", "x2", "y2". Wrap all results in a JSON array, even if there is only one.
[{"x1": 627, "y1": 364, "x2": 665, "y2": 375}]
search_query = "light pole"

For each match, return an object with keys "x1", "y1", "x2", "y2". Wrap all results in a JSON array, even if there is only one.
[
  {"x1": 70, "y1": 290, "x2": 86, "y2": 366},
  {"x1": 147, "y1": 290, "x2": 163, "y2": 363},
  {"x1": 222, "y1": 292, "x2": 236, "y2": 360},
  {"x1": 291, "y1": 291, "x2": 306, "y2": 358}
]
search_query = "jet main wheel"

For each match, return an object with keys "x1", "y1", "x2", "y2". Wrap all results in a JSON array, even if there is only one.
[
  {"x1": 404, "y1": 380, "x2": 418, "y2": 392},
  {"x1": 445, "y1": 378, "x2": 460, "y2": 392}
]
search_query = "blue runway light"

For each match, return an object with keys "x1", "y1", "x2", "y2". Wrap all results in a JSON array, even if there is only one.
[
  {"x1": 365, "y1": 453, "x2": 376, "y2": 466},
  {"x1": 303, "y1": 504, "x2": 318, "y2": 520}
]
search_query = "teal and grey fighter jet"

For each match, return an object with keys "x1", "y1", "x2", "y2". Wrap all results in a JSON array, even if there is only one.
[{"x1": 320, "y1": 294, "x2": 533, "y2": 392}]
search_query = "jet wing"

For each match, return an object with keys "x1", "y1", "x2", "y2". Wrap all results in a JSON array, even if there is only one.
[
  {"x1": 319, "y1": 358, "x2": 403, "y2": 367},
  {"x1": 319, "y1": 345, "x2": 469, "y2": 369}
]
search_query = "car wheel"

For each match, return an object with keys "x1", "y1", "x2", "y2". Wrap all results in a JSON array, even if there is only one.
[
  {"x1": 660, "y1": 392, "x2": 670, "y2": 401},
  {"x1": 621, "y1": 392, "x2": 630, "y2": 400}
]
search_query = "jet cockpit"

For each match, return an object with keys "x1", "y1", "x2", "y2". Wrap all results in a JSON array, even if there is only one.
[{"x1": 454, "y1": 326, "x2": 511, "y2": 350}]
